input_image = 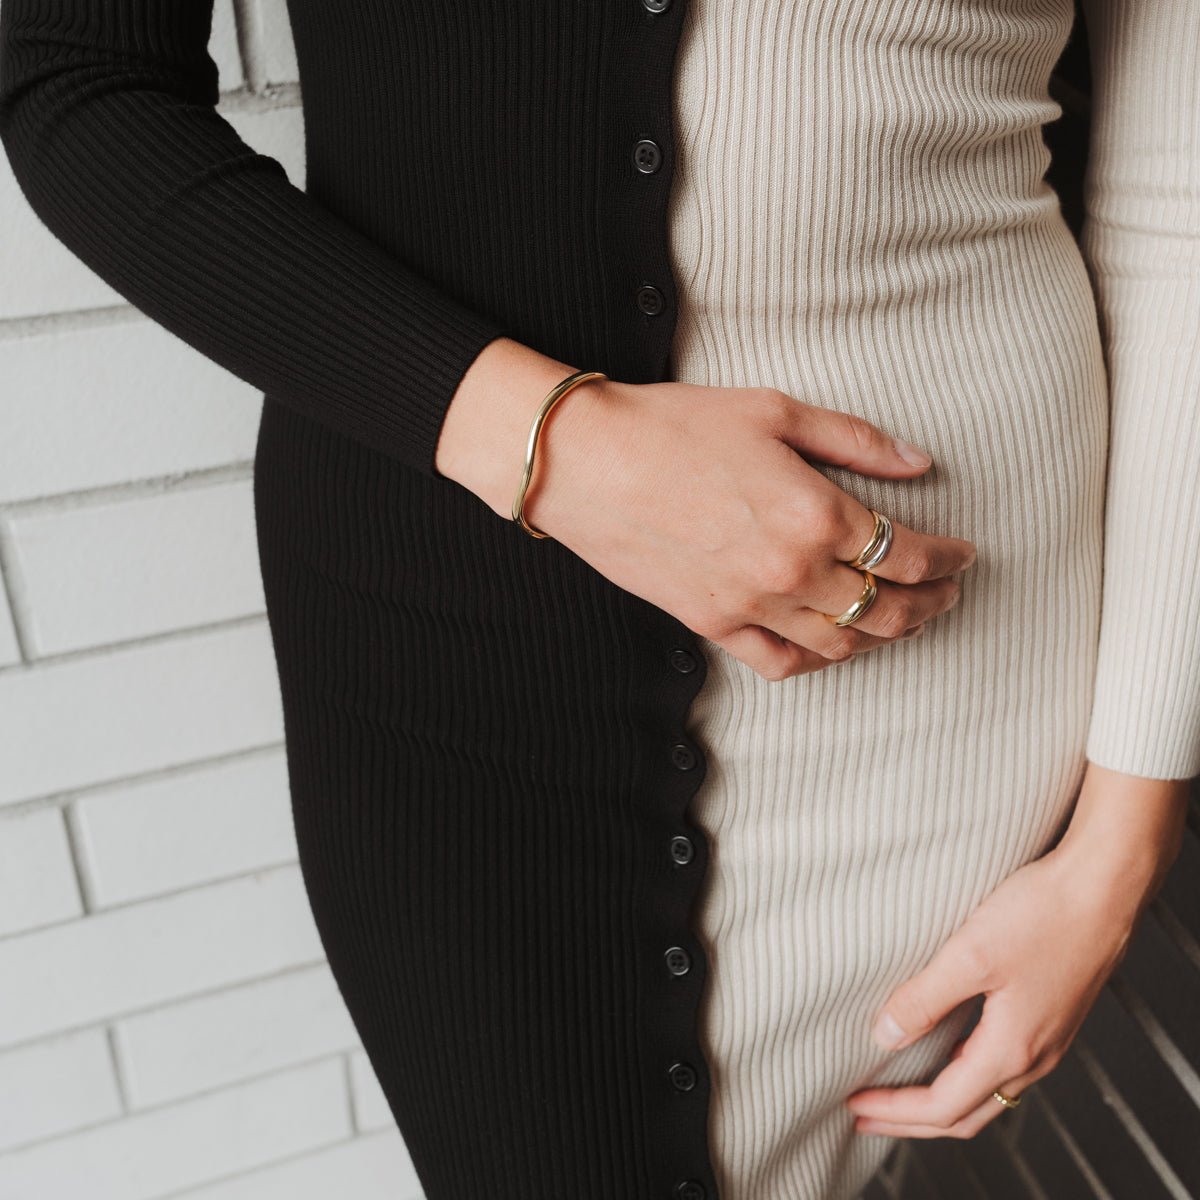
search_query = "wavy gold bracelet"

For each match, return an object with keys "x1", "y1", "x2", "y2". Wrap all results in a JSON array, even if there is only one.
[{"x1": 512, "y1": 369, "x2": 608, "y2": 539}]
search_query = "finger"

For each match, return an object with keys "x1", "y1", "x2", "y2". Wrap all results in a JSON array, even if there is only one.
[
  {"x1": 784, "y1": 569, "x2": 962, "y2": 645},
  {"x1": 847, "y1": 1033, "x2": 1014, "y2": 1128},
  {"x1": 855, "y1": 1068, "x2": 1036, "y2": 1139},
  {"x1": 854, "y1": 1094, "x2": 1010, "y2": 1140},
  {"x1": 766, "y1": 601, "x2": 931, "y2": 665},
  {"x1": 829, "y1": 499, "x2": 978, "y2": 585},
  {"x1": 779, "y1": 453, "x2": 977, "y2": 584},
  {"x1": 869, "y1": 935, "x2": 992, "y2": 1053},
  {"x1": 712, "y1": 624, "x2": 836, "y2": 681},
  {"x1": 717, "y1": 620, "x2": 928, "y2": 682},
  {"x1": 776, "y1": 397, "x2": 936, "y2": 480}
]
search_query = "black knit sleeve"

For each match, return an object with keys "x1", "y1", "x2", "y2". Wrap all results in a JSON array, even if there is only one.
[{"x1": 0, "y1": 0, "x2": 508, "y2": 479}]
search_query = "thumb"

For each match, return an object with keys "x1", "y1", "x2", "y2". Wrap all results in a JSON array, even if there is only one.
[
  {"x1": 780, "y1": 398, "x2": 933, "y2": 477},
  {"x1": 871, "y1": 940, "x2": 982, "y2": 1052}
]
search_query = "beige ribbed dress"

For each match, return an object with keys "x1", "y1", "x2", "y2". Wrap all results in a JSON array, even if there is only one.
[{"x1": 666, "y1": 1, "x2": 1200, "y2": 1197}]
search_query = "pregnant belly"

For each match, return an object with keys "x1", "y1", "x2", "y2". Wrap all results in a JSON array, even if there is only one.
[{"x1": 671, "y1": 214, "x2": 1110, "y2": 565}]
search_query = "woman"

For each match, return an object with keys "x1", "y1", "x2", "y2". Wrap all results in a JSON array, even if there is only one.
[{"x1": 0, "y1": 2, "x2": 1192, "y2": 1198}]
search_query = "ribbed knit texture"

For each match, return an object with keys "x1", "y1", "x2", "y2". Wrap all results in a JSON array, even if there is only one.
[
  {"x1": 668, "y1": 1, "x2": 1200, "y2": 1197},
  {"x1": 1, "y1": 2, "x2": 1196, "y2": 1199}
]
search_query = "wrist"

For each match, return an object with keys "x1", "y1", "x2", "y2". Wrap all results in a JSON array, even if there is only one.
[
  {"x1": 434, "y1": 337, "x2": 589, "y2": 518},
  {"x1": 1052, "y1": 762, "x2": 1189, "y2": 920}
]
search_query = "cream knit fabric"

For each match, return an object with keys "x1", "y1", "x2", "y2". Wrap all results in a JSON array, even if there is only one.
[{"x1": 667, "y1": 1, "x2": 1200, "y2": 1197}]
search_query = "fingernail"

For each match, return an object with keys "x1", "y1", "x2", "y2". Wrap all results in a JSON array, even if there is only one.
[
  {"x1": 893, "y1": 437, "x2": 932, "y2": 468},
  {"x1": 872, "y1": 1011, "x2": 907, "y2": 1050}
]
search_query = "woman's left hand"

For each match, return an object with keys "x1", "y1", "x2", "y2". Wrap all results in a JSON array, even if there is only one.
[{"x1": 843, "y1": 763, "x2": 1190, "y2": 1139}]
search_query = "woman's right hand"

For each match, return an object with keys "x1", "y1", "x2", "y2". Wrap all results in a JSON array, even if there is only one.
[{"x1": 523, "y1": 375, "x2": 976, "y2": 681}]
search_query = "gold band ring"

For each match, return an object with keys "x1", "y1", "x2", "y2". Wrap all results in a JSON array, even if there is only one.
[
  {"x1": 825, "y1": 569, "x2": 878, "y2": 627},
  {"x1": 992, "y1": 1089, "x2": 1022, "y2": 1110}
]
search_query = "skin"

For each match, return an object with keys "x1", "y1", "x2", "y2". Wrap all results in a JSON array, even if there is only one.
[{"x1": 436, "y1": 334, "x2": 1191, "y2": 1139}]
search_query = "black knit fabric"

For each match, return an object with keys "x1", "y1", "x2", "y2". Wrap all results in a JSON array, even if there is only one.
[{"x1": 0, "y1": 3, "x2": 720, "y2": 1197}]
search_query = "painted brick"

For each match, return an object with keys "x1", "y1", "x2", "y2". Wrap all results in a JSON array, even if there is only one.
[
  {"x1": 9, "y1": 480, "x2": 265, "y2": 656},
  {"x1": 0, "y1": 318, "x2": 263, "y2": 504},
  {"x1": 0, "y1": 1029, "x2": 122, "y2": 1153},
  {"x1": 114, "y1": 964, "x2": 358, "y2": 1108},
  {"x1": 175, "y1": 1129, "x2": 421, "y2": 1200},
  {"x1": 349, "y1": 1048, "x2": 396, "y2": 1134},
  {"x1": 0, "y1": 620, "x2": 283, "y2": 808},
  {"x1": 0, "y1": 865, "x2": 322, "y2": 1049},
  {"x1": 0, "y1": 806, "x2": 81, "y2": 936},
  {"x1": 70, "y1": 751, "x2": 294, "y2": 909},
  {"x1": 0, "y1": 1057, "x2": 349, "y2": 1200}
]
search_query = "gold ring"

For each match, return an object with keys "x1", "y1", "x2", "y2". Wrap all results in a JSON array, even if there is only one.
[
  {"x1": 992, "y1": 1089, "x2": 1022, "y2": 1110},
  {"x1": 848, "y1": 510, "x2": 894, "y2": 571},
  {"x1": 826, "y1": 569, "x2": 877, "y2": 627}
]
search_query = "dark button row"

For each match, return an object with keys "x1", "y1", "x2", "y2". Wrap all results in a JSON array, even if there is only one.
[
  {"x1": 633, "y1": 0, "x2": 667, "y2": 315},
  {"x1": 637, "y1": 6, "x2": 700, "y2": 1185}
]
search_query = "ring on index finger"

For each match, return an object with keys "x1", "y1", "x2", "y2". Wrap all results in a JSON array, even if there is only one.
[{"x1": 845, "y1": 509, "x2": 894, "y2": 572}]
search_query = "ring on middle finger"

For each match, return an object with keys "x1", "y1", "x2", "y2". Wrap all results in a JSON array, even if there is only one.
[
  {"x1": 846, "y1": 509, "x2": 894, "y2": 571},
  {"x1": 826, "y1": 568, "x2": 878, "y2": 627}
]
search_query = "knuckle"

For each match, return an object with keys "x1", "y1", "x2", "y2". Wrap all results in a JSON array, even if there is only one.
[
  {"x1": 923, "y1": 1101, "x2": 959, "y2": 1130},
  {"x1": 688, "y1": 607, "x2": 736, "y2": 643},
  {"x1": 836, "y1": 410, "x2": 880, "y2": 457},
  {"x1": 757, "y1": 552, "x2": 805, "y2": 597},
  {"x1": 821, "y1": 630, "x2": 860, "y2": 661},
  {"x1": 898, "y1": 546, "x2": 935, "y2": 581},
  {"x1": 1041, "y1": 1044, "x2": 1067, "y2": 1073},
  {"x1": 951, "y1": 937, "x2": 995, "y2": 989},
  {"x1": 805, "y1": 500, "x2": 844, "y2": 548},
  {"x1": 758, "y1": 387, "x2": 794, "y2": 429},
  {"x1": 1001, "y1": 1041, "x2": 1038, "y2": 1079},
  {"x1": 875, "y1": 604, "x2": 914, "y2": 640},
  {"x1": 757, "y1": 657, "x2": 794, "y2": 683}
]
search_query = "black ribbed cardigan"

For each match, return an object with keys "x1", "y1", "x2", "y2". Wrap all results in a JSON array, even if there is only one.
[{"x1": 0, "y1": 4, "x2": 1093, "y2": 1197}]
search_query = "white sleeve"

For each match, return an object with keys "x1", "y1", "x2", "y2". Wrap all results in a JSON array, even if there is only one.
[{"x1": 1078, "y1": 0, "x2": 1200, "y2": 780}]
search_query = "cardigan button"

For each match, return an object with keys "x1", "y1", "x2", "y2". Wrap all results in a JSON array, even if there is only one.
[
  {"x1": 670, "y1": 742, "x2": 698, "y2": 771},
  {"x1": 669, "y1": 647, "x2": 697, "y2": 674},
  {"x1": 641, "y1": 0, "x2": 671, "y2": 11},
  {"x1": 668, "y1": 1061, "x2": 698, "y2": 1092},
  {"x1": 675, "y1": 1183, "x2": 707, "y2": 1200},
  {"x1": 664, "y1": 946, "x2": 692, "y2": 976},
  {"x1": 632, "y1": 138, "x2": 663, "y2": 174},
  {"x1": 636, "y1": 284, "x2": 665, "y2": 316},
  {"x1": 669, "y1": 835, "x2": 695, "y2": 865}
]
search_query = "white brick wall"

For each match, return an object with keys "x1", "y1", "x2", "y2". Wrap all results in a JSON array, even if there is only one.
[{"x1": 0, "y1": 2, "x2": 418, "y2": 1193}]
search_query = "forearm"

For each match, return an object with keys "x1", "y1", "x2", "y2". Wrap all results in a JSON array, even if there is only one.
[{"x1": 1053, "y1": 761, "x2": 1190, "y2": 925}]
